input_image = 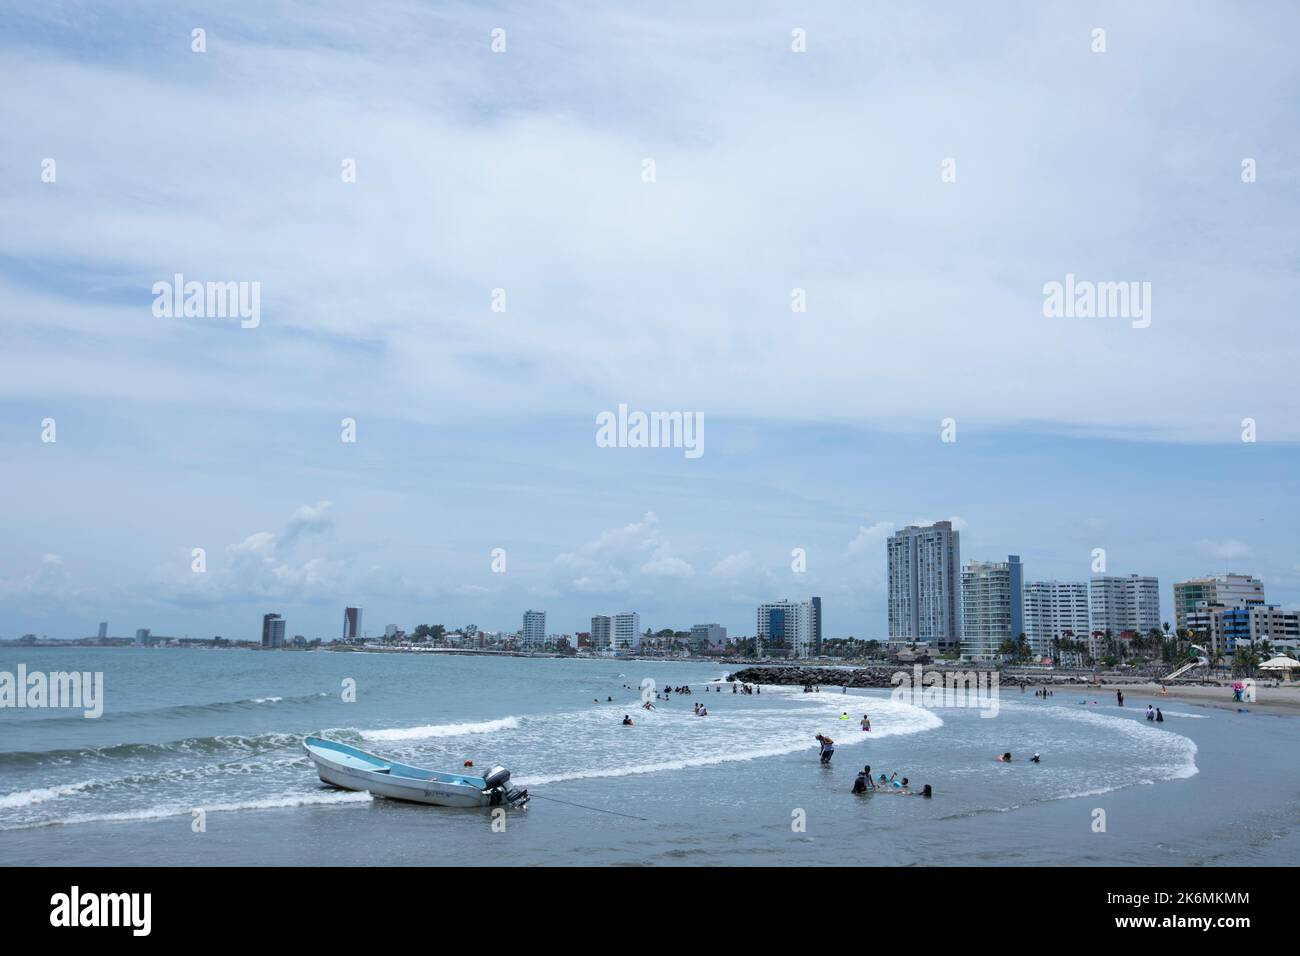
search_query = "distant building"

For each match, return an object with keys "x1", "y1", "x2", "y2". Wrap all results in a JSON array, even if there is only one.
[
  {"x1": 1089, "y1": 575, "x2": 1160, "y2": 636},
  {"x1": 887, "y1": 522, "x2": 962, "y2": 654},
  {"x1": 522, "y1": 610, "x2": 547, "y2": 650},
  {"x1": 384, "y1": 624, "x2": 399, "y2": 639},
  {"x1": 1022, "y1": 580, "x2": 1090, "y2": 658},
  {"x1": 1173, "y1": 574, "x2": 1264, "y2": 632},
  {"x1": 960, "y1": 556, "x2": 1024, "y2": 660},
  {"x1": 611, "y1": 612, "x2": 641, "y2": 653},
  {"x1": 262, "y1": 613, "x2": 285, "y2": 649},
  {"x1": 590, "y1": 616, "x2": 611, "y2": 651},
  {"x1": 576, "y1": 631, "x2": 591, "y2": 650},
  {"x1": 755, "y1": 599, "x2": 820, "y2": 658},
  {"x1": 343, "y1": 607, "x2": 363, "y2": 641},
  {"x1": 1191, "y1": 604, "x2": 1299, "y2": 656},
  {"x1": 135, "y1": 628, "x2": 151, "y2": 644},
  {"x1": 689, "y1": 623, "x2": 727, "y2": 654},
  {"x1": 97, "y1": 622, "x2": 108, "y2": 640}
]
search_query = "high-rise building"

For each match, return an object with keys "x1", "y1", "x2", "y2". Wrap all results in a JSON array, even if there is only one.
[
  {"x1": 1089, "y1": 575, "x2": 1161, "y2": 636},
  {"x1": 522, "y1": 610, "x2": 547, "y2": 649},
  {"x1": 810, "y1": 596, "x2": 822, "y2": 656},
  {"x1": 135, "y1": 628, "x2": 151, "y2": 644},
  {"x1": 97, "y1": 622, "x2": 108, "y2": 640},
  {"x1": 262, "y1": 613, "x2": 285, "y2": 649},
  {"x1": 591, "y1": 615, "x2": 612, "y2": 651},
  {"x1": 887, "y1": 522, "x2": 962, "y2": 653},
  {"x1": 1023, "y1": 581, "x2": 1090, "y2": 657},
  {"x1": 1172, "y1": 574, "x2": 1264, "y2": 632},
  {"x1": 756, "y1": 598, "x2": 821, "y2": 658},
  {"x1": 689, "y1": 623, "x2": 727, "y2": 654},
  {"x1": 343, "y1": 607, "x2": 362, "y2": 641},
  {"x1": 960, "y1": 556, "x2": 1024, "y2": 660},
  {"x1": 611, "y1": 612, "x2": 640, "y2": 653}
]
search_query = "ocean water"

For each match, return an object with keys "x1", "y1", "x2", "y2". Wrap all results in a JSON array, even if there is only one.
[{"x1": 2, "y1": 647, "x2": 1298, "y2": 866}]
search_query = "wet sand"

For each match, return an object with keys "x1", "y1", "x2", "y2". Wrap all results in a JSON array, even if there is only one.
[{"x1": 1043, "y1": 680, "x2": 1300, "y2": 715}]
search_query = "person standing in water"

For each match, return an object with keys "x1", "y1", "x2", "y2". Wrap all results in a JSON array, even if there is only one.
[
  {"x1": 1156, "y1": 707, "x2": 1164, "y2": 722},
  {"x1": 1117, "y1": 690, "x2": 1124, "y2": 707},
  {"x1": 815, "y1": 734, "x2": 835, "y2": 764},
  {"x1": 861, "y1": 714, "x2": 871, "y2": 732}
]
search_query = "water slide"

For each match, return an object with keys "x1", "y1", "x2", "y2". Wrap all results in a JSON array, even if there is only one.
[{"x1": 1161, "y1": 645, "x2": 1209, "y2": 682}]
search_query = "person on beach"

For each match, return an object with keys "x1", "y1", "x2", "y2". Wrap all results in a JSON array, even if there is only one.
[{"x1": 815, "y1": 734, "x2": 835, "y2": 764}]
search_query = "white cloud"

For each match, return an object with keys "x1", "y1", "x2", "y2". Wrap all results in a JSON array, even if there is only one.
[{"x1": 846, "y1": 522, "x2": 895, "y2": 557}]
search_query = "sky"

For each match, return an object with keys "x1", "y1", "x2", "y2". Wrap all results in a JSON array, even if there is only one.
[{"x1": 1, "y1": 1, "x2": 1297, "y2": 641}]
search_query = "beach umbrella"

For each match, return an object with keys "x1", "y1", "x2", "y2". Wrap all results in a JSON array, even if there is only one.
[{"x1": 1259, "y1": 656, "x2": 1299, "y2": 670}]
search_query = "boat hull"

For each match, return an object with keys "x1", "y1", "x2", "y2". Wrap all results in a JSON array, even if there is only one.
[{"x1": 313, "y1": 759, "x2": 492, "y2": 808}]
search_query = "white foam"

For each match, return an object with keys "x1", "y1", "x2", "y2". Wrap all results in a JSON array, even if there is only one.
[
  {"x1": 361, "y1": 716, "x2": 520, "y2": 741},
  {"x1": 514, "y1": 687, "x2": 942, "y2": 785},
  {"x1": 0, "y1": 790, "x2": 372, "y2": 831},
  {"x1": 0, "y1": 780, "x2": 96, "y2": 809}
]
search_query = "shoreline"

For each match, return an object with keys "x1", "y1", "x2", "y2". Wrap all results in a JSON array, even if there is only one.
[{"x1": 730, "y1": 665, "x2": 1300, "y2": 716}]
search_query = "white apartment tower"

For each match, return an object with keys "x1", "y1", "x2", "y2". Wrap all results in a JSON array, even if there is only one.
[
  {"x1": 887, "y1": 521, "x2": 962, "y2": 653},
  {"x1": 960, "y1": 556, "x2": 1024, "y2": 661},
  {"x1": 1023, "y1": 581, "x2": 1091, "y2": 657},
  {"x1": 1089, "y1": 575, "x2": 1161, "y2": 636},
  {"x1": 755, "y1": 598, "x2": 821, "y2": 658},
  {"x1": 611, "y1": 612, "x2": 641, "y2": 653},
  {"x1": 522, "y1": 609, "x2": 546, "y2": 650}
]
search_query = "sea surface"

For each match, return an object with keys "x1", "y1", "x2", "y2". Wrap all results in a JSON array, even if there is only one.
[{"x1": 2, "y1": 647, "x2": 1298, "y2": 866}]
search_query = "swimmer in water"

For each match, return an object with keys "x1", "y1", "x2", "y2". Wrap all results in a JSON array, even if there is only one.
[
  {"x1": 998, "y1": 752, "x2": 1012, "y2": 762},
  {"x1": 1030, "y1": 753, "x2": 1041, "y2": 763},
  {"x1": 622, "y1": 715, "x2": 633, "y2": 726}
]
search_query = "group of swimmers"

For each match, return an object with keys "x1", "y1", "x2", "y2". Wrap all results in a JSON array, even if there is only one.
[
  {"x1": 1145, "y1": 704, "x2": 1165, "y2": 722},
  {"x1": 851, "y1": 765, "x2": 932, "y2": 798},
  {"x1": 1033, "y1": 688, "x2": 1054, "y2": 698},
  {"x1": 997, "y1": 752, "x2": 1041, "y2": 763}
]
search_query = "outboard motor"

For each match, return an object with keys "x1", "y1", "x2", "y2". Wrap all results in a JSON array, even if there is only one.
[{"x1": 482, "y1": 766, "x2": 528, "y2": 808}]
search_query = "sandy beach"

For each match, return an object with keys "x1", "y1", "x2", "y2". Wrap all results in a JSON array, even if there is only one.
[{"x1": 1053, "y1": 681, "x2": 1300, "y2": 716}]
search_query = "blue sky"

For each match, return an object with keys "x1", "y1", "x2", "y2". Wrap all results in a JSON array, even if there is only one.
[{"x1": 1, "y1": 1, "x2": 1297, "y2": 640}]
